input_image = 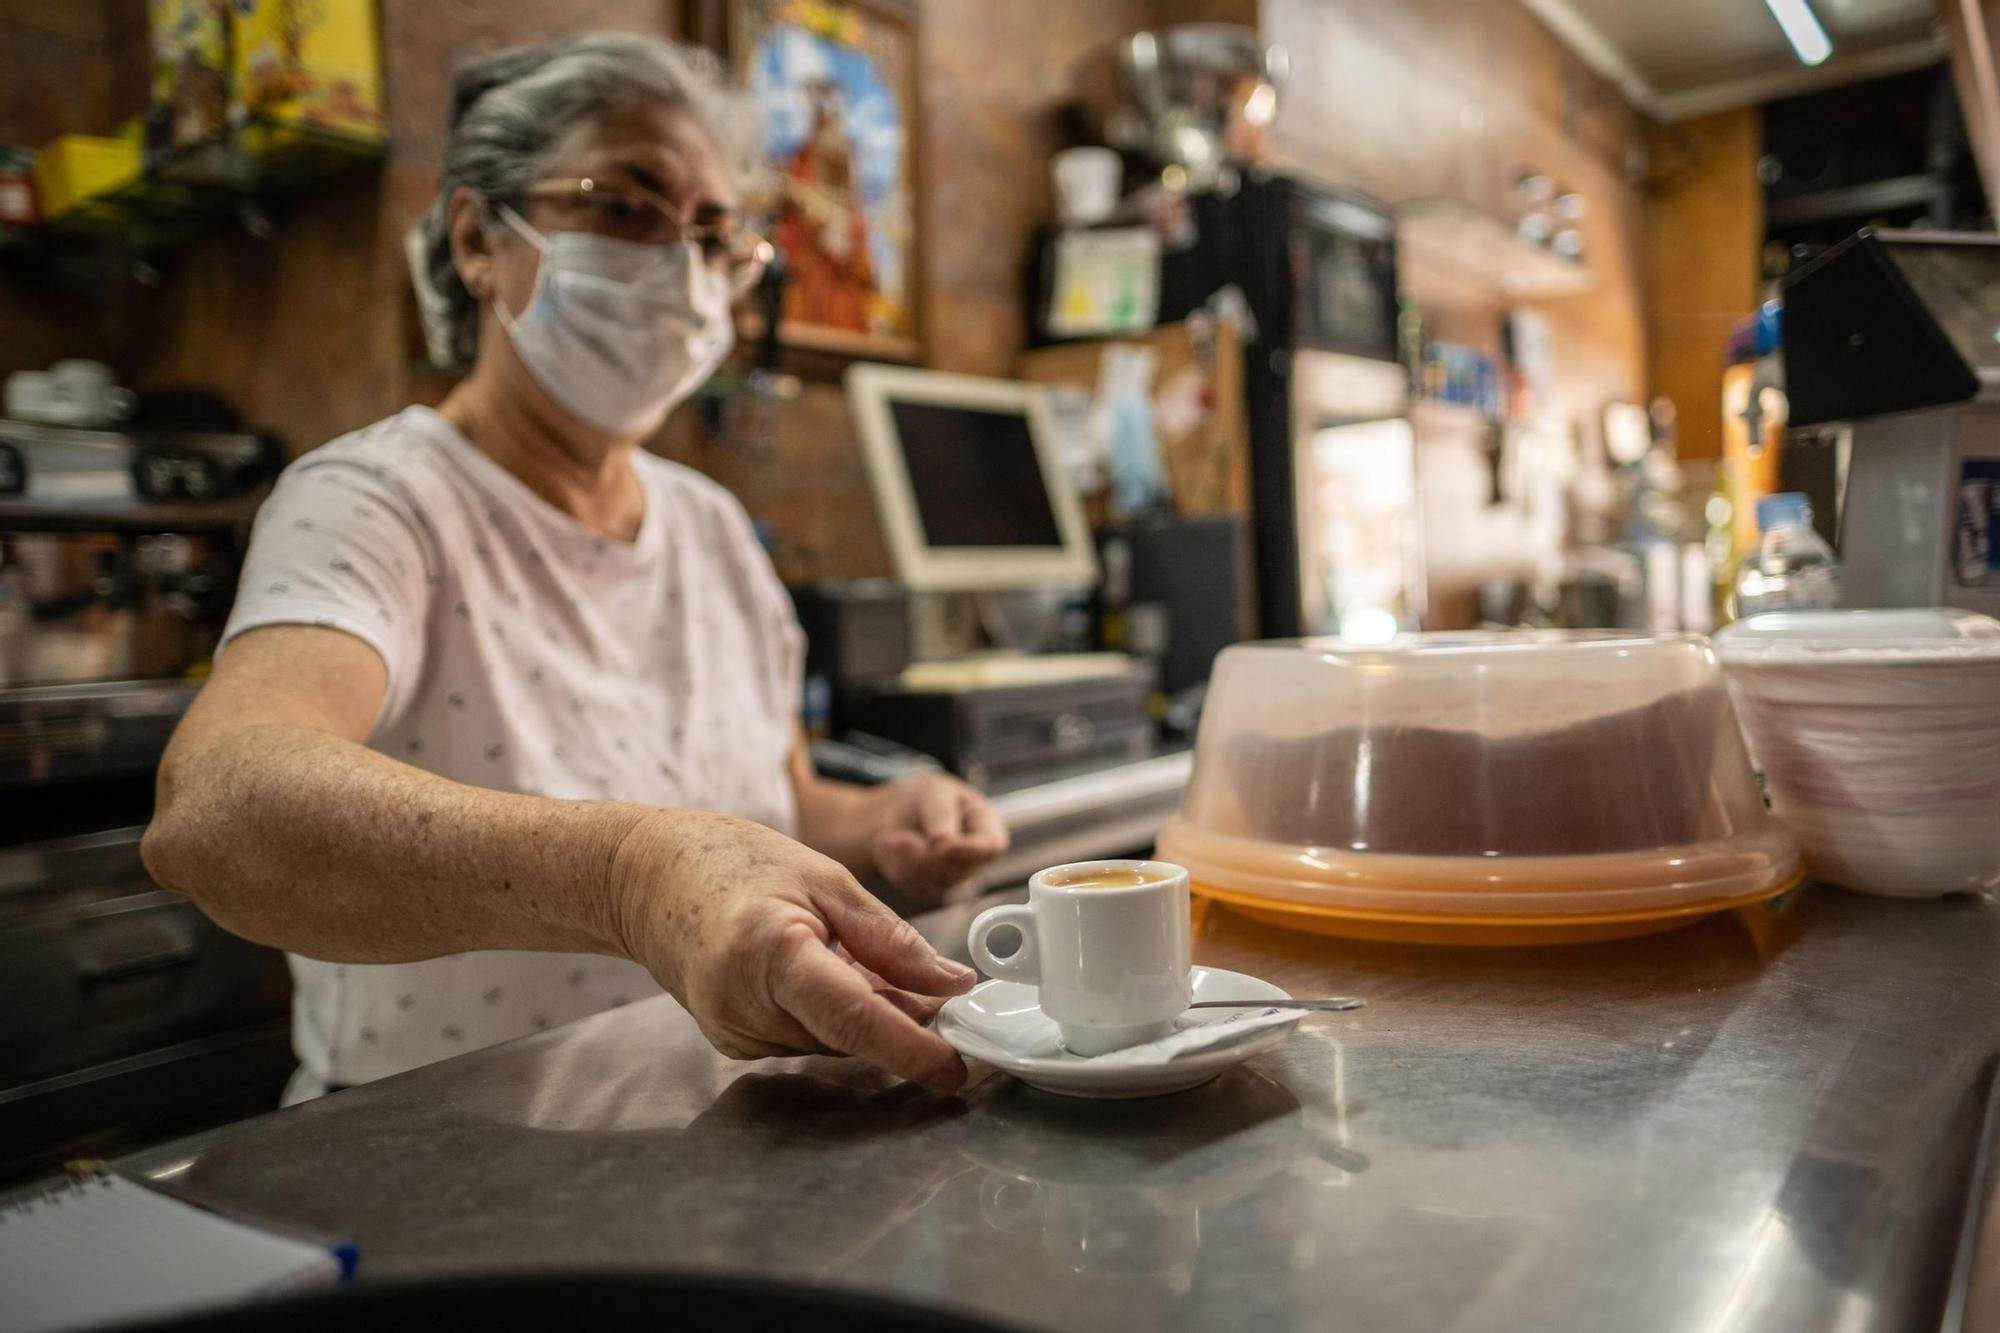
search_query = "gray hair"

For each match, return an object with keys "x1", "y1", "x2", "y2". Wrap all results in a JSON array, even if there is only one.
[{"x1": 409, "y1": 32, "x2": 759, "y2": 367}]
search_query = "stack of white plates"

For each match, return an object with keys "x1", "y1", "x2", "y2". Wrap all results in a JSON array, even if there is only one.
[{"x1": 1714, "y1": 609, "x2": 2000, "y2": 898}]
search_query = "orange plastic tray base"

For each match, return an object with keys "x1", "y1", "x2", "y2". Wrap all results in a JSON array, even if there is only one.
[{"x1": 1190, "y1": 872, "x2": 1806, "y2": 946}]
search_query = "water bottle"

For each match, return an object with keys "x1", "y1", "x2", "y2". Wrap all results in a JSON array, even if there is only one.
[{"x1": 1732, "y1": 492, "x2": 1841, "y2": 618}]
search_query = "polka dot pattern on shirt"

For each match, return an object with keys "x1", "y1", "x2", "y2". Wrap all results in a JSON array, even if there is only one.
[{"x1": 223, "y1": 406, "x2": 804, "y2": 1090}]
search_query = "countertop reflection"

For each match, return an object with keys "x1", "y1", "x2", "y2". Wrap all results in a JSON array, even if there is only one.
[{"x1": 121, "y1": 887, "x2": 2000, "y2": 1333}]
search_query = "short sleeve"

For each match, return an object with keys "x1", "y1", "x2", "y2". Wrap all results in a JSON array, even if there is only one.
[{"x1": 223, "y1": 454, "x2": 435, "y2": 727}]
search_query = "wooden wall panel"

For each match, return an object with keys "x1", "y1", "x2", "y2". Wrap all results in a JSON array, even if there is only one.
[
  {"x1": 0, "y1": 0, "x2": 149, "y2": 382},
  {"x1": 1261, "y1": 0, "x2": 1650, "y2": 439},
  {"x1": 917, "y1": 0, "x2": 1159, "y2": 376},
  {"x1": 1255, "y1": 0, "x2": 1651, "y2": 628},
  {"x1": 1154, "y1": 0, "x2": 1259, "y2": 27},
  {"x1": 95, "y1": 0, "x2": 680, "y2": 455},
  {"x1": 1643, "y1": 109, "x2": 1763, "y2": 462},
  {"x1": 128, "y1": 176, "x2": 406, "y2": 455},
  {"x1": 3, "y1": 0, "x2": 1667, "y2": 598},
  {"x1": 653, "y1": 381, "x2": 894, "y2": 582},
  {"x1": 658, "y1": 0, "x2": 1164, "y2": 580},
  {"x1": 83, "y1": 0, "x2": 1158, "y2": 569},
  {"x1": 0, "y1": 0, "x2": 146, "y2": 147},
  {"x1": 379, "y1": 0, "x2": 675, "y2": 172}
]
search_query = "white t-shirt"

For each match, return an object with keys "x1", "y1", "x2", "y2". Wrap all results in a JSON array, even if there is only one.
[{"x1": 220, "y1": 406, "x2": 804, "y2": 1095}]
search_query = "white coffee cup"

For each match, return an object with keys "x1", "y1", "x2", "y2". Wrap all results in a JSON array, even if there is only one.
[{"x1": 967, "y1": 859, "x2": 1192, "y2": 1056}]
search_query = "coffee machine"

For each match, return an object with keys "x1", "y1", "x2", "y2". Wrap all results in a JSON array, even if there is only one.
[
  {"x1": 0, "y1": 417, "x2": 293, "y2": 1182},
  {"x1": 1781, "y1": 228, "x2": 2000, "y2": 617}
]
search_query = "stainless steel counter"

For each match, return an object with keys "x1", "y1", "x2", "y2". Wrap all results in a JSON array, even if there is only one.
[{"x1": 119, "y1": 888, "x2": 2000, "y2": 1333}]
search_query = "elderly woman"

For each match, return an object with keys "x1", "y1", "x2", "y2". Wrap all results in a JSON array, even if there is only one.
[{"x1": 143, "y1": 33, "x2": 1004, "y2": 1102}]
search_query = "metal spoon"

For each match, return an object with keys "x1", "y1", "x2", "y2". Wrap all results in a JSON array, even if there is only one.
[{"x1": 1187, "y1": 997, "x2": 1366, "y2": 1012}]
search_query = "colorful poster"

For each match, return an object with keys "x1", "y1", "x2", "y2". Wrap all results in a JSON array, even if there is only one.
[{"x1": 738, "y1": 0, "x2": 917, "y2": 360}]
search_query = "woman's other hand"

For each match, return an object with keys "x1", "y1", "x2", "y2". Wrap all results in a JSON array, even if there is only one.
[
  {"x1": 867, "y1": 774, "x2": 1009, "y2": 899},
  {"x1": 610, "y1": 811, "x2": 977, "y2": 1093}
]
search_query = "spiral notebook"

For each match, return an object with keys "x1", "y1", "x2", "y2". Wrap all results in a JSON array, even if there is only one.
[{"x1": 0, "y1": 1168, "x2": 356, "y2": 1333}]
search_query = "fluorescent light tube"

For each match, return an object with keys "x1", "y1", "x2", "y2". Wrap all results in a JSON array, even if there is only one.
[{"x1": 1764, "y1": 0, "x2": 1833, "y2": 66}]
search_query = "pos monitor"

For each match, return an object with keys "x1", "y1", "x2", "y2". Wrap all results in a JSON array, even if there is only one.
[{"x1": 845, "y1": 364, "x2": 1097, "y2": 592}]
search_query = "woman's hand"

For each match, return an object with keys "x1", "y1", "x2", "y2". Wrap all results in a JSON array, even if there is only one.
[
  {"x1": 785, "y1": 731, "x2": 1007, "y2": 900},
  {"x1": 608, "y1": 809, "x2": 977, "y2": 1093},
  {"x1": 866, "y1": 773, "x2": 1009, "y2": 899}
]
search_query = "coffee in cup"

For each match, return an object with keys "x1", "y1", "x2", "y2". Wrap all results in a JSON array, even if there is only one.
[
  {"x1": 967, "y1": 859, "x2": 1192, "y2": 1056},
  {"x1": 1042, "y1": 865, "x2": 1175, "y2": 890}
]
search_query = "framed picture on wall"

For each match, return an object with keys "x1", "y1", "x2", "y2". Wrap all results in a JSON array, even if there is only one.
[{"x1": 689, "y1": 0, "x2": 922, "y2": 364}]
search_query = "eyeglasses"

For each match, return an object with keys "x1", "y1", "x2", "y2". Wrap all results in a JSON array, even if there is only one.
[{"x1": 520, "y1": 176, "x2": 774, "y2": 294}]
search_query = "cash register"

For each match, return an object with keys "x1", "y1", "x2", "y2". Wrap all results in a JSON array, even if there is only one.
[{"x1": 815, "y1": 364, "x2": 1154, "y2": 789}]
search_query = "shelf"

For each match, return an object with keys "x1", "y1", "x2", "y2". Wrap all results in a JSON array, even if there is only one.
[
  {"x1": 0, "y1": 119, "x2": 385, "y2": 263},
  {"x1": 1765, "y1": 173, "x2": 1946, "y2": 230},
  {"x1": 0, "y1": 492, "x2": 265, "y2": 532},
  {"x1": 1397, "y1": 197, "x2": 1592, "y2": 307}
]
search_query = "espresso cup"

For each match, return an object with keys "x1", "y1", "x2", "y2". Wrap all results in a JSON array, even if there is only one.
[{"x1": 967, "y1": 860, "x2": 1192, "y2": 1056}]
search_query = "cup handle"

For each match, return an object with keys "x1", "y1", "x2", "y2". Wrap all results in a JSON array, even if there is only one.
[{"x1": 967, "y1": 903, "x2": 1039, "y2": 984}]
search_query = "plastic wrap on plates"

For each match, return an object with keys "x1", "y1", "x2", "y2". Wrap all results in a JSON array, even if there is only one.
[{"x1": 1715, "y1": 610, "x2": 2000, "y2": 897}]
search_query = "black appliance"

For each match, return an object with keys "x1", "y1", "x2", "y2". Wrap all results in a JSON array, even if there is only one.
[
  {"x1": 839, "y1": 664, "x2": 1156, "y2": 791},
  {"x1": 1097, "y1": 514, "x2": 1249, "y2": 696},
  {"x1": 0, "y1": 422, "x2": 292, "y2": 1185},
  {"x1": 1762, "y1": 65, "x2": 1986, "y2": 275}
]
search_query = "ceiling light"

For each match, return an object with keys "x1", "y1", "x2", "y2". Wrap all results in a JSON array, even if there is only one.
[{"x1": 1763, "y1": 0, "x2": 1833, "y2": 66}]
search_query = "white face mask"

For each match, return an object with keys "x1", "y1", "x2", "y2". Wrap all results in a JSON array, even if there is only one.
[{"x1": 491, "y1": 205, "x2": 734, "y2": 435}]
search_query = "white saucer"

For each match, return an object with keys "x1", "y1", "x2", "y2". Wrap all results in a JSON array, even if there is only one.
[{"x1": 935, "y1": 966, "x2": 1300, "y2": 1100}]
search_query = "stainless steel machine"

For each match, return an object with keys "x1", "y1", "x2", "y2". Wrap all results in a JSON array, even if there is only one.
[
  {"x1": 0, "y1": 418, "x2": 292, "y2": 1183},
  {"x1": 1782, "y1": 228, "x2": 2000, "y2": 616}
]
